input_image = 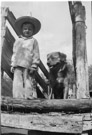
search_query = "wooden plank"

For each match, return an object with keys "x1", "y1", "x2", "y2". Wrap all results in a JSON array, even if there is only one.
[
  {"x1": 1, "y1": 7, "x2": 8, "y2": 76},
  {"x1": 1, "y1": 27, "x2": 14, "y2": 79},
  {"x1": 83, "y1": 121, "x2": 92, "y2": 131},
  {"x1": 82, "y1": 113, "x2": 92, "y2": 131},
  {"x1": 74, "y1": 113, "x2": 92, "y2": 132},
  {"x1": 39, "y1": 60, "x2": 49, "y2": 79},
  {"x1": 1, "y1": 7, "x2": 7, "y2": 78},
  {"x1": 1, "y1": 113, "x2": 83, "y2": 133},
  {"x1": 68, "y1": 1, "x2": 74, "y2": 24},
  {"x1": 5, "y1": 26, "x2": 15, "y2": 45},
  {"x1": 35, "y1": 72, "x2": 48, "y2": 92},
  {"x1": 1, "y1": 7, "x2": 8, "y2": 40},
  {"x1": 1, "y1": 37, "x2": 13, "y2": 79},
  {"x1": 1, "y1": 13, "x2": 17, "y2": 78},
  {"x1": 36, "y1": 86, "x2": 46, "y2": 98},
  {"x1": 6, "y1": 8, "x2": 20, "y2": 35},
  {"x1": 1, "y1": 96, "x2": 92, "y2": 113}
]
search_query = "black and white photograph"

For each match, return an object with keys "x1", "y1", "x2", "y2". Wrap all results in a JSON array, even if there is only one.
[{"x1": 1, "y1": 1, "x2": 92, "y2": 135}]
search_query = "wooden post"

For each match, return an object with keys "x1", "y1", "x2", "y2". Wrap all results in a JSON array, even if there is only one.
[
  {"x1": 1, "y1": 7, "x2": 9, "y2": 55},
  {"x1": 69, "y1": 2, "x2": 90, "y2": 99},
  {"x1": 1, "y1": 7, "x2": 8, "y2": 45},
  {"x1": 1, "y1": 7, "x2": 9, "y2": 83},
  {"x1": 1, "y1": 8, "x2": 8, "y2": 77}
]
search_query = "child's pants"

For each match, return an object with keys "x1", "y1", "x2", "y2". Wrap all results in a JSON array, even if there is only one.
[{"x1": 13, "y1": 67, "x2": 37, "y2": 99}]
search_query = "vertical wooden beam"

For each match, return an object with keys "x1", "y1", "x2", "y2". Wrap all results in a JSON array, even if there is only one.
[
  {"x1": 74, "y1": 2, "x2": 89, "y2": 98},
  {"x1": 68, "y1": 1, "x2": 74, "y2": 24},
  {"x1": 1, "y1": 7, "x2": 8, "y2": 98},
  {"x1": 1, "y1": 7, "x2": 9, "y2": 78},
  {"x1": 1, "y1": 7, "x2": 9, "y2": 48},
  {"x1": 69, "y1": 2, "x2": 90, "y2": 99}
]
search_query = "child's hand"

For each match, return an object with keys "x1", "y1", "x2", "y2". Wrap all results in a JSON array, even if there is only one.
[
  {"x1": 11, "y1": 67, "x2": 14, "y2": 73},
  {"x1": 29, "y1": 67, "x2": 36, "y2": 75}
]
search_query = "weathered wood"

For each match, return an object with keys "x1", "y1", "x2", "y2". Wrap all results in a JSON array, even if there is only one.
[
  {"x1": 1, "y1": 7, "x2": 8, "y2": 77},
  {"x1": 35, "y1": 72, "x2": 48, "y2": 92},
  {"x1": 39, "y1": 60, "x2": 49, "y2": 79},
  {"x1": 36, "y1": 86, "x2": 46, "y2": 98},
  {"x1": 83, "y1": 121, "x2": 92, "y2": 131},
  {"x1": 1, "y1": 7, "x2": 19, "y2": 80},
  {"x1": 5, "y1": 26, "x2": 15, "y2": 45},
  {"x1": 1, "y1": 96, "x2": 92, "y2": 113},
  {"x1": 6, "y1": 8, "x2": 20, "y2": 35},
  {"x1": 1, "y1": 7, "x2": 8, "y2": 40},
  {"x1": 1, "y1": 8, "x2": 6, "y2": 79},
  {"x1": 82, "y1": 113, "x2": 92, "y2": 131},
  {"x1": 68, "y1": 1, "x2": 74, "y2": 24},
  {"x1": 1, "y1": 27, "x2": 14, "y2": 79},
  {"x1": 1, "y1": 38, "x2": 13, "y2": 79},
  {"x1": 1, "y1": 113, "x2": 92, "y2": 134},
  {"x1": 70, "y1": 2, "x2": 90, "y2": 99},
  {"x1": 1, "y1": 112, "x2": 83, "y2": 133}
]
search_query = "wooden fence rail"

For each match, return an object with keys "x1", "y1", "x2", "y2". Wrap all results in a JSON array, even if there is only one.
[{"x1": 1, "y1": 96, "x2": 92, "y2": 113}]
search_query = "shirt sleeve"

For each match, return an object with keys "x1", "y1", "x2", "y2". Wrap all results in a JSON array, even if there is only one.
[
  {"x1": 31, "y1": 39, "x2": 40, "y2": 70},
  {"x1": 11, "y1": 39, "x2": 19, "y2": 67}
]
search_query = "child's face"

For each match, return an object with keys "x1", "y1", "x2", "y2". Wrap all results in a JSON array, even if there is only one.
[{"x1": 22, "y1": 23, "x2": 34, "y2": 38}]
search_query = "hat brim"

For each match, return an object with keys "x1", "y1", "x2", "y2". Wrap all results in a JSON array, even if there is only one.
[{"x1": 15, "y1": 16, "x2": 41, "y2": 36}]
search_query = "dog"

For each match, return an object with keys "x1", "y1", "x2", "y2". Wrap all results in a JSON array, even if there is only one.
[{"x1": 47, "y1": 52, "x2": 69, "y2": 99}]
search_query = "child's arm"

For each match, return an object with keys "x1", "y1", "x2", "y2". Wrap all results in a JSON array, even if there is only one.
[
  {"x1": 31, "y1": 39, "x2": 40, "y2": 71},
  {"x1": 11, "y1": 39, "x2": 19, "y2": 72}
]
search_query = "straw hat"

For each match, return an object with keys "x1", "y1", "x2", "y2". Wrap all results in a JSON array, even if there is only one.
[{"x1": 15, "y1": 16, "x2": 41, "y2": 36}]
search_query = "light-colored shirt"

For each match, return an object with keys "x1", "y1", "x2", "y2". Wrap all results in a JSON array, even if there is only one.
[{"x1": 11, "y1": 36, "x2": 40, "y2": 70}]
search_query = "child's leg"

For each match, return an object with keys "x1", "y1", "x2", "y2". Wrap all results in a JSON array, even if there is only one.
[
  {"x1": 24, "y1": 69, "x2": 37, "y2": 99},
  {"x1": 13, "y1": 67, "x2": 25, "y2": 98}
]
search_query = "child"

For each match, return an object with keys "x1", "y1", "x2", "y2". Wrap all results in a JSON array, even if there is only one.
[{"x1": 11, "y1": 16, "x2": 41, "y2": 99}]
